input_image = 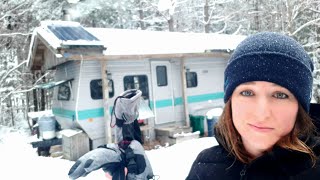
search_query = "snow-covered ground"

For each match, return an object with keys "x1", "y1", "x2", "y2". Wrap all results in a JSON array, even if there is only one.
[{"x1": 0, "y1": 124, "x2": 217, "y2": 180}]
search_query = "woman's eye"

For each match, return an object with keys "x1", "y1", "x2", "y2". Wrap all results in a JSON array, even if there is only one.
[
  {"x1": 274, "y1": 92, "x2": 288, "y2": 99},
  {"x1": 240, "y1": 90, "x2": 253, "y2": 96}
]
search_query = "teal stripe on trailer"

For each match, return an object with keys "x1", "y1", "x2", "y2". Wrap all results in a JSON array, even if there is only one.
[
  {"x1": 174, "y1": 97, "x2": 183, "y2": 106},
  {"x1": 52, "y1": 92, "x2": 224, "y2": 119},
  {"x1": 149, "y1": 101, "x2": 155, "y2": 110},
  {"x1": 150, "y1": 92, "x2": 224, "y2": 109},
  {"x1": 77, "y1": 108, "x2": 104, "y2": 120},
  {"x1": 52, "y1": 108, "x2": 75, "y2": 119},
  {"x1": 187, "y1": 92, "x2": 224, "y2": 103},
  {"x1": 149, "y1": 98, "x2": 180, "y2": 109},
  {"x1": 155, "y1": 99, "x2": 173, "y2": 108},
  {"x1": 53, "y1": 107, "x2": 114, "y2": 120}
]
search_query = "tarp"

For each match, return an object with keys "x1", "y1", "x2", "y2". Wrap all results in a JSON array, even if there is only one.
[{"x1": 35, "y1": 78, "x2": 74, "y2": 89}]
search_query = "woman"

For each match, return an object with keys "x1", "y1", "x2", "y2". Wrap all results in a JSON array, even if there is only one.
[{"x1": 186, "y1": 32, "x2": 320, "y2": 179}]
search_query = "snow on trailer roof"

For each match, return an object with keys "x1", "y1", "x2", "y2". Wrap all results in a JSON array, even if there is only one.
[
  {"x1": 35, "y1": 21, "x2": 246, "y2": 55},
  {"x1": 86, "y1": 28, "x2": 246, "y2": 56},
  {"x1": 27, "y1": 21, "x2": 246, "y2": 70}
]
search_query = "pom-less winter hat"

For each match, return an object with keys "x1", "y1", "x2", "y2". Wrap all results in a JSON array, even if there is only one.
[{"x1": 224, "y1": 32, "x2": 314, "y2": 112}]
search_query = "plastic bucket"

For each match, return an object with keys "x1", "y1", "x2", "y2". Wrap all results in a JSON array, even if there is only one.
[
  {"x1": 189, "y1": 115, "x2": 204, "y2": 136},
  {"x1": 38, "y1": 116, "x2": 56, "y2": 140}
]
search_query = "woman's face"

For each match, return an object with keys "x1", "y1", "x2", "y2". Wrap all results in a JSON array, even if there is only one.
[{"x1": 231, "y1": 81, "x2": 298, "y2": 158}]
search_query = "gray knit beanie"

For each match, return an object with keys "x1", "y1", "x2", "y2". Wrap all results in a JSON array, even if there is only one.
[{"x1": 224, "y1": 32, "x2": 314, "y2": 112}]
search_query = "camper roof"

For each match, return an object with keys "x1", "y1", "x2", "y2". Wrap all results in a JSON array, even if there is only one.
[
  {"x1": 86, "y1": 28, "x2": 245, "y2": 56},
  {"x1": 27, "y1": 21, "x2": 246, "y2": 70}
]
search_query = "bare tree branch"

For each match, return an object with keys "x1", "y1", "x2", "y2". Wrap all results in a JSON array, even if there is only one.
[
  {"x1": 292, "y1": 2, "x2": 304, "y2": 20},
  {"x1": 303, "y1": 42, "x2": 320, "y2": 48},
  {"x1": 291, "y1": 17, "x2": 320, "y2": 36},
  {"x1": 0, "y1": 33, "x2": 32, "y2": 37},
  {"x1": 309, "y1": 8, "x2": 320, "y2": 14},
  {"x1": 0, "y1": 1, "x2": 28, "y2": 21},
  {"x1": 1, "y1": 71, "x2": 50, "y2": 103},
  {"x1": 17, "y1": 9, "x2": 30, "y2": 17},
  {"x1": 213, "y1": 21, "x2": 227, "y2": 34},
  {"x1": 232, "y1": 24, "x2": 242, "y2": 35},
  {"x1": 204, "y1": 4, "x2": 216, "y2": 25},
  {"x1": 145, "y1": 2, "x2": 169, "y2": 21},
  {"x1": 0, "y1": 60, "x2": 28, "y2": 86}
]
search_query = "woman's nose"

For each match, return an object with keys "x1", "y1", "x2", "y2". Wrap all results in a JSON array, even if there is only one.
[{"x1": 254, "y1": 97, "x2": 272, "y2": 121}]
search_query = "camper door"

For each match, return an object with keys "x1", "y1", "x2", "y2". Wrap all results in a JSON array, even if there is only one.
[{"x1": 151, "y1": 61, "x2": 175, "y2": 124}]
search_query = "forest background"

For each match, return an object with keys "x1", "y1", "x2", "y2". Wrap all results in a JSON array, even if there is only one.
[{"x1": 1, "y1": 0, "x2": 320, "y2": 127}]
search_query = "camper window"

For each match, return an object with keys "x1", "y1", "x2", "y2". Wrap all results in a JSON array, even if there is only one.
[
  {"x1": 156, "y1": 66, "x2": 168, "y2": 86},
  {"x1": 186, "y1": 72, "x2": 198, "y2": 88},
  {"x1": 90, "y1": 79, "x2": 115, "y2": 99},
  {"x1": 58, "y1": 83, "x2": 71, "y2": 101},
  {"x1": 123, "y1": 75, "x2": 149, "y2": 99}
]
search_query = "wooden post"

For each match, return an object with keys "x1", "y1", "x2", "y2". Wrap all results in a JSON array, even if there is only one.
[
  {"x1": 40, "y1": 75, "x2": 46, "y2": 111},
  {"x1": 181, "y1": 58, "x2": 190, "y2": 127},
  {"x1": 33, "y1": 71, "x2": 38, "y2": 112},
  {"x1": 101, "y1": 60, "x2": 112, "y2": 143},
  {"x1": 32, "y1": 88, "x2": 38, "y2": 112}
]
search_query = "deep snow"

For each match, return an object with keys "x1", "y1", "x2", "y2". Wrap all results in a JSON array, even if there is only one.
[{"x1": 0, "y1": 125, "x2": 217, "y2": 180}]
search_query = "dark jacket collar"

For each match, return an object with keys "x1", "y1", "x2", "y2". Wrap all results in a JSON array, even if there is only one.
[{"x1": 214, "y1": 130, "x2": 320, "y2": 176}]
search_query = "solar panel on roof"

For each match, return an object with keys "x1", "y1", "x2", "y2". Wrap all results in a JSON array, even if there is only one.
[{"x1": 48, "y1": 25, "x2": 99, "y2": 41}]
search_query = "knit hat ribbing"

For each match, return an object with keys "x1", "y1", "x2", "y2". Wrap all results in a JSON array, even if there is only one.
[{"x1": 224, "y1": 32, "x2": 314, "y2": 112}]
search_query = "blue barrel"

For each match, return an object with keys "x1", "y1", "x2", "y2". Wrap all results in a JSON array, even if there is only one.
[
  {"x1": 207, "y1": 117, "x2": 218, "y2": 137},
  {"x1": 38, "y1": 116, "x2": 56, "y2": 140},
  {"x1": 206, "y1": 107, "x2": 223, "y2": 137}
]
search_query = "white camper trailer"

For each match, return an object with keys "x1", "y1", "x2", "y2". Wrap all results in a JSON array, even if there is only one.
[{"x1": 28, "y1": 21, "x2": 245, "y2": 149}]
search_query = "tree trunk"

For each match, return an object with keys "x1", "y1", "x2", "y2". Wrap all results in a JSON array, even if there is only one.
[
  {"x1": 285, "y1": 0, "x2": 293, "y2": 34},
  {"x1": 9, "y1": 95, "x2": 14, "y2": 126},
  {"x1": 138, "y1": 0, "x2": 146, "y2": 30},
  {"x1": 168, "y1": 15, "x2": 174, "y2": 32},
  {"x1": 0, "y1": 98, "x2": 2, "y2": 125},
  {"x1": 25, "y1": 91, "x2": 33, "y2": 133},
  {"x1": 204, "y1": 0, "x2": 210, "y2": 33},
  {"x1": 315, "y1": 6, "x2": 320, "y2": 103},
  {"x1": 254, "y1": 0, "x2": 260, "y2": 31}
]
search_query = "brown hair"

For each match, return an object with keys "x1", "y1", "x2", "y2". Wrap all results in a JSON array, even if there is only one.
[{"x1": 215, "y1": 100, "x2": 317, "y2": 165}]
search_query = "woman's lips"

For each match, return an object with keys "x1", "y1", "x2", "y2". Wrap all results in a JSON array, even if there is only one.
[{"x1": 248, "y1": 124, "x2": 274, "y2": 132}]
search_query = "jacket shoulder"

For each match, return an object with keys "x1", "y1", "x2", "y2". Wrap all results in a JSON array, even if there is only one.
[
  {"x1": 308, "y1": 136, "x2": 320, "y2": 157},
  {"x1": 194, "y1": 145, "x2": 229, "y2": 163},
  {"x1": 186, "y1": 145, "x2": 239, "y2": 180}
]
